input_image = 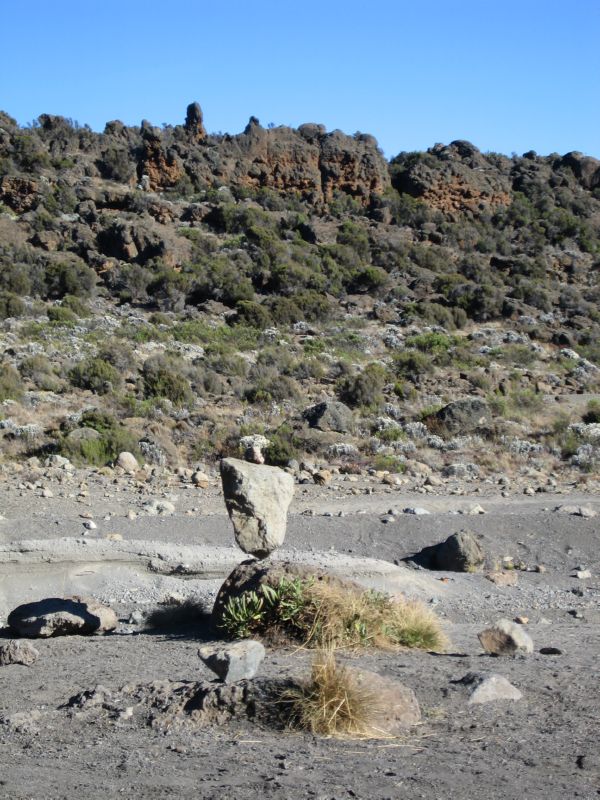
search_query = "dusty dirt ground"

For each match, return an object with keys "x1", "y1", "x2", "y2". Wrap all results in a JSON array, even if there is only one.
[{"x1": 1, "y1": 476, "x2": 599, "y2": 799}]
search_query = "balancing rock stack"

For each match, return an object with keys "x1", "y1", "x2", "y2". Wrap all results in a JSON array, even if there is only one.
[{"x1": 219, "y1": 457, "x2": 294, "y2": 559}]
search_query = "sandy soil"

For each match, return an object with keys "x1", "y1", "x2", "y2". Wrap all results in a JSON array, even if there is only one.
[{"x1": 1, "y1": 475, "x2": 599, "y2": 799}]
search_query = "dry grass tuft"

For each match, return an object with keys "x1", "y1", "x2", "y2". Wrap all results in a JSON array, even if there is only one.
[
  {"x1": 305, "y1": 582, "x2": 448, "y2": 652},
  {"x1": 282, "y1": 647, "x2": 385, "y2": 738}
]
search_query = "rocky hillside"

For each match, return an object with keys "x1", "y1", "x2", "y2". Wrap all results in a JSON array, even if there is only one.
[{"x1": 0, "y1": 102, "x2": 599, "y2": 483}]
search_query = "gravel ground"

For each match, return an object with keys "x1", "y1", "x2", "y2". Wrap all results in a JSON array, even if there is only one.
[{"x1": 1, "y1": 476, "x2": 599, "y2": 799}]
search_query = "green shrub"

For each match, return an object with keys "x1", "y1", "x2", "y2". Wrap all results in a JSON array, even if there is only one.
[
  {"x1": 69, "y1": 358, "x2": 122, "y2": 394},
  {"x1": 336, "y1": 363, "x2": 387, "y2": 409},
  {"x1": 219, "y1": 576, "x2": 445, "y2": 651},
  {"x1": 61, "y1": 410, "x2": 141, "y2": 466},
  {"x1": 265, "y1": 423, "x2": 300, "y2": 466},
  {"x1": 392, "y1": 350, "x2": 432, "y2": 381},
  {"x1": 47, "y1": 305, "x2": 78, "y2": 324},
  {"x1": 0, "y1": 364, "x2": 24, "y2": 401},
  {"x1": 0, "y1": 291, "x2": 25, "y2": 320},
  {"x1": 372, "y1": 454, "x2": 406, "y2": 472},
  {"x1": 19, "y1": 355, "x2": 63, "y2": 392},
  {"x1": 582, "y1": 399, "x2": 600, "y2": 424},
  {"x1": 142, "y1": 357, "x2": 194, "y2": 406}
]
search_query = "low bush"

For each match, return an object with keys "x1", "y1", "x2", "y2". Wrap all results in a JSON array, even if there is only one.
[
  {"x1": 336, "y1": 363, "x2": 387, "y2": 409},
  {"x1": 69, "y1": 358, "x2": 122, "y2": 394},
  {"x1": 0, "y1": 363, "x2": 24, "y2": 401},
  {"x1": 0, "y1": 291, "x2": 25, "y2": 320},
  {"x1": 60, "y1": 410, "x2": 141, "y2": 466},
  {"x1": 582, "y1": 399, "x2": 600, "y2": 424},
  {"x1": 142, "y1": 357, "x2": 194, "y2": 407},
  {"x1": 219, "y1": 576, "x2": 445, "y2": 651}
]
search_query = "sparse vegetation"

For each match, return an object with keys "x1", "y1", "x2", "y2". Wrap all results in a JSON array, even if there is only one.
[{"x1": 219, "y1": 576, "x2": 446, "y2": 651}]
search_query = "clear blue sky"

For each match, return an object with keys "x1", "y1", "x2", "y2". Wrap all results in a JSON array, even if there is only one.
[{"x1": 2, "y1": 0, "x2": 599, "y2": 158}]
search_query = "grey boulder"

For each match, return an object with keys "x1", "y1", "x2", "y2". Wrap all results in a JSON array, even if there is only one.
[
  {"x1": 302, "y1": 400, "x2": 354, "y2": 433},
  {"x1": 220, "y1": 458, "x2": 294, "y2": 559},
  {"x1": 412, "y1": 529, "x2": 485, "y2": 572},
  {"x1": 8, "y1": 597, "x2": 118, "y2": 638},
  {"x1": 198, "y1": 639, "x2": 266, "y2": 683}
]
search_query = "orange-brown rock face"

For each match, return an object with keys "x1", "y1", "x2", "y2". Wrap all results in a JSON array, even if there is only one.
[
  {"x1": 391, "y1": 140, "x2": 513, "y2": 217},
  {"x1": 420, "y1": 175, "x2": 512, "y2": 215},
  {"x1": 0, "y1": 176, "x2": 39, "y2": 212}
]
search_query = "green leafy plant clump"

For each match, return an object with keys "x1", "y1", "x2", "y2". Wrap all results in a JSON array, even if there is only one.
[{"x1": 219, "y1": 576, "x2": 446, "y2": 651}]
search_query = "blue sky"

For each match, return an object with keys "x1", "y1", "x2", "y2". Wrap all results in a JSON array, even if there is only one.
[{"x1": 2, "y1": 0, "x2": 599, "y2": 158}]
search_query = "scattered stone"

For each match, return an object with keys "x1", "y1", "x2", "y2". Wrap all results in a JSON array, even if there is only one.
[
  {"x1": 302, "y1": 400, "x2": 354, "y2": 433},
  {"x1": 239, "y1": 435, "x2": 270, "y2": 464},
  {"x1": 478, "y1": 618, "x2": 534, "y2": 655},
  {"x1": 458, "y1": 672, "x2": 522, "y2": 704},
  {"x1": 191, "y1": 471, "x2": 210, "y2": 488},
  {"x1": 523, "y1": 487, "x2": 535, "y2": 496},
  {"x1": 413, "y1": 529, "x2": 484, "y2": 572},
  {"x1": 220, "y1": 458, "x2": 294, "y2": 559},
  {"x1": 539, "y1": 647, "x2": 562, "y2": 655},
  {"x1": 461, "y1": 503, "x2": 486, "y2": 515},
  {"x1": 313, "y1": 469, "x2": 332, "y2": 486},
  {"x1": 434, "y1": 398, "x2": 490, "y2": 434},
  {"x1": 576, "y1": 569, "x2": 592, "y2": 579},
  {"x1": 554, "y1": 504, "x2": 596, "y2": 518},
  {"x1": 514, "y1": 616, "x2": 529, "y2": 624},
  {"x1": 143, "y1": 499, "x2": 175, "y2": 515},
  {"x1": 382, "y1": 473, "x2": 403, "y2": 486},
  {"x1": 486, "y1": 571, "x2": 518, "y2": 587},
  {"x1": 83, "y1": 520, "x2": 97, "y2": 530},
  {"x1": 41, "y1": 488, "x2": 53, "y2": 498},
  {"x1": 403, "y1": 506, "x2": 431, "y2": 516},
  {"x1": 198, "y1": 640, "x2": 266, "y2": 683},
  {"x1": 0, "y1": 640, "x2": 39, "y2": 666},
  {"x1": 8, "y1": 597, "x2": 118, "y2": 638},
  {"x1": 105, "y1": 532, "x2": 123, "y2": 541},
  {"x1": 116, "y1": 451, "x2": 139, "y2": 473},
  {"x1": 380, "y1": 514, "x2": 396, "y2": 524}
]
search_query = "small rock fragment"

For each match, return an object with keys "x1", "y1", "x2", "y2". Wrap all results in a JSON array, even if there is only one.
[
  {"x1": 0, "y1": 640, "x2": 39, "y2": 666},
  {"x1": 486, "y1": 571, "x2": 518, "y2": 587},
  {"x1": 116, "y1": 451, "x2": 139, "y2": 473},
  {"x1": 403, "y1": 507, "x2": 431, "y2": 516},
  {"x1": 459, "y1": 672, "x2": 522, "y2": 704},
  {"x1": 191, "y1": 471, "x2": 210, "y2": 488},
  {"x1": 198, "y1": 640, "x2": 266, "y2": 683},
  {"x1": 478, "y1": 618, "x2": 534, "y2": 655}
]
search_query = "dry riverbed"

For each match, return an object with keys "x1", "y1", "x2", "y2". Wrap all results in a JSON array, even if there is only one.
[{"x1": 1, "y1": 470, "x2": 599, "y2": 799}]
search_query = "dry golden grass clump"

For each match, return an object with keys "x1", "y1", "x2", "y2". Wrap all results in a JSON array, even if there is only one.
[
  {"x1": 282, "y1": 648, "x2": 386, "y2": 738},
  {"x1": 220, "y1": 576, "x2": 447, "y2": 652}
]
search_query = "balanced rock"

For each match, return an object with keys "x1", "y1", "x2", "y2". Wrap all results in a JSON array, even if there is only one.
[
  {"x1": 220, "y1": 458, "x2": 294, "y2": 558},
  {"x1": 478, "y1": 618, "x2": 534, "y2": 655},
  {"x1": 8, "y1": 597, "x2": 118, "y2": 638},
  {"x1": 198, "y1": 640, "x2": 266, "y2": 683},
  {"x1": 0, "y1": 640, "x2": 39, "y2": 666}
]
